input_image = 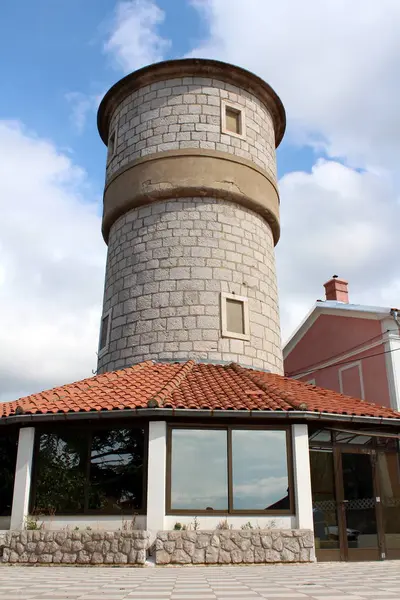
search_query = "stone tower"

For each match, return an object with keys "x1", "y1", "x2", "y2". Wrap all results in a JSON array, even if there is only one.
[{"x1": 96, "y1": 59, "x2": 286, "y2": 375}]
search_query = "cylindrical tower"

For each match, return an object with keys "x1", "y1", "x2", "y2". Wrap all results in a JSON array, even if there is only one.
[{"x1": 96, "y1": 59, "x2": 286, "y2": 374}]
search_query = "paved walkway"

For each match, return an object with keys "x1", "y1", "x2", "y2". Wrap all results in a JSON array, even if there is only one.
[{"x1": 0, "y1": 562, "x2": 399, "y2": 599}]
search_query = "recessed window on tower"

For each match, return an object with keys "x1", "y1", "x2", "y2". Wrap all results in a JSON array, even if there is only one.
[
  {"x1": 98, "y1": 310, "x2": 111, "y2": 356},
  {"x1": 225, "y1": 107, "x2": 241, "y2": 135},
  {"x1": 107, "y1": 128, "x2": 117, "y2": 161},
  {"x1": 221, "y1": 292, "x2": 250, "y2": 341},
  {"x1": 226, "y1": 298, "x2": 245, "y2": 334},
  {"x1": 221, "y1": 99, "x2": 246, "y2": 139}
]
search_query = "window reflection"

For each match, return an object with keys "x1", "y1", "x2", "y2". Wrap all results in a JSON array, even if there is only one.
[
  {"x1": 232, "y1": 430, "x2": 289, "y2": 510},
  {"x1": 170, "y1": 429, "x2": 228, "y2": 510},
  {"x1": 34, "y1": 431, "x2": 87, "y2": 514},
  {"x1": 169, "y1": 428, "x2": 292, "y2": 513},
  {"x1": 89, "y1": 428, "x2": 144, "y2": 512},
  {"x1": 0, "y1": 430, "x2": 18, "y2": 517},
  {"x1": 32, "y1": 426, "x2": 145, "y2": 514}
]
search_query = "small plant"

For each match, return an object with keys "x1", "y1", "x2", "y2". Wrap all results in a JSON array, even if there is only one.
[
  {"x1": 174, "y1": 522, "x2": 182, "y2": 530},
  {"x1": 25, "y1": 515, "x2": 42, "y2": 530},
  {"x1": 264, "y1": 519, "x2": 278, "y2": 530},
  {"x1": 74, "y1": 527, "x2": 80, "y2": 531},
  {"x1": 189, "y1": 516, "x2": 199, "y2": 531},
  {"x1": 86, "y1": 526, "x2": 92, "y2": 531},
  {"x1": 216, "y1": 518, "x2": 232, "y2": 530},
  {"x1": 241, "y1": 521, "x2": 254, "y2": 530}
]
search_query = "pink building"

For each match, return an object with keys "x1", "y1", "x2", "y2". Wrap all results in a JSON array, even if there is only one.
[{"x1": 284, "y1": 277, "x2": 400, "y2": 411}]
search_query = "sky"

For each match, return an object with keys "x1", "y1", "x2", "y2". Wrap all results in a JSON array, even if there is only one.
[{"x1": 1, "y1": 0, "x2": 400, "y2": 401}]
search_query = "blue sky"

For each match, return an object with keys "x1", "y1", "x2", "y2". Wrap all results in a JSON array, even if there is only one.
[
  {"x1": 0, "y1": 0, "x2": 315, "y2": 192},
  {"x1": 1, "y1": 0, "x2": 400, "y2": 400}
]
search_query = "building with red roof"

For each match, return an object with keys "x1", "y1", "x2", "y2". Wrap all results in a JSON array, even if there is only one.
[{"x1": 1, "y1": 60, "x2": 399, "y2": 565}]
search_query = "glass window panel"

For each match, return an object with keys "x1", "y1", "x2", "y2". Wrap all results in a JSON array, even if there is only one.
[
  {"x1": 342, "y1": 452, "x2": 378, "y2": 549},
  {"x1": 0, "y1": 430, "x2": 18, "y2": 517},
  {"x1": 226, "y1": 107, "x2": 241, "y2": 134},
  {"x1": 335, "y1": 432, "x2": 372, "y2": 445},
  {"x1": 310, "y1": 449, "x2": 339, "y2": 549},
  {"x1": 226, "y1": 298, "x2": 244, "y2": 334},
  {"x1": 231, "y1": 430, "x2": 289, "y2": 510},
  {"x1": 88, "y1": 428, "x2": 145, "y2": 513},
  {"x1": 378, "y1": 452, "x2": 400, "y2": 554},
  {"x1": 33, "y1": 431, "x2": 87, "y2": 514},
  {"x1": 171, "y1": 429, "x2": 228, "y2": 510},
  {"x1": 309, "y1": 429, "x2": 332, "y2": 444}
]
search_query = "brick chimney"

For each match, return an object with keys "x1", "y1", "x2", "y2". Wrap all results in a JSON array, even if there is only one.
[{"x1": 323, "y1": 275, "x2": 349, "y2": 303}]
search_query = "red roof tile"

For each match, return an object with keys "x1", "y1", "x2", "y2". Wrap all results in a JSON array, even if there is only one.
[{"x1": 1, "y1": 361, "x2": 399, "y2": 421}]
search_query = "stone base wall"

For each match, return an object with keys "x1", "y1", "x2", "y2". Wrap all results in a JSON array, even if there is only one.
[
  {"x1": 156, "y1": 530, "x2": 315, "y2": 565},
  {"x1": 0, "y1": 530, "x2": 150, "y2": 565}
]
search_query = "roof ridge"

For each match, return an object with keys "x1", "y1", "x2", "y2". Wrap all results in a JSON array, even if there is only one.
[
  {"x1": 147, "y1": 360, "x2": 196, "y2": 408},
  {"x1": 228, "y1": 363, "x2": 308, "y2": 411}
]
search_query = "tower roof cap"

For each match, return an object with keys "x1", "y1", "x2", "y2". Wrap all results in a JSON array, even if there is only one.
[{"x1": 97, "y1": 58, "x2": 286, "y2": 147}]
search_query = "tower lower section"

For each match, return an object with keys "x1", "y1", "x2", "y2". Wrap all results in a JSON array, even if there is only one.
[{"x1": 97, "y1": 197, "x2": 283, "y2": 375}]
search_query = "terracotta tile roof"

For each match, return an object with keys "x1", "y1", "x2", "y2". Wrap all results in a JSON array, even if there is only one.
[{"x1": 1, "y1": 361, "x2": 399, "y2": 421}]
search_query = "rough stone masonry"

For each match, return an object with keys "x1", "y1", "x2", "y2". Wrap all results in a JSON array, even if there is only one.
[
  {"x1": 155, "y1": 529, "x2": 315, "y2": 565},
  {"x1": 0, "y1": 530, "x2": 150, "y2": 565}
]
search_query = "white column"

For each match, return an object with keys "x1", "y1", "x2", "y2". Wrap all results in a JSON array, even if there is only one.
[
  {"x1": 10, "y1": 427, "x2": 35, "y2": 530},
  {"x1": 292, "y1": 424, "x2": 314, "y2": 531},
  {"x1": 382, "y1": 318, "x2": 400, "y2": 411},
  {"x1": 146, "y1": 421, "x2": 167, "y2": 541}
]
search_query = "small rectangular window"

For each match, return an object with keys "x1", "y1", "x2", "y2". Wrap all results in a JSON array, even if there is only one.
[
  {"x1": 225, "y1": 107, "x2": 241, "y2": 135},
  {"x1": 98, "y1": 309, "x2": 112, "y2": 357},
  {"x1": 107, "y1": 126, "x2": 117, "y2": 163},
  {"x1": 221, "y1": 99, "x2": 246, "y2": 139},
  {"x1": 221, "y1": 292, "x2": 250, "y2": 341},
  {"x1": 226, "y1": 298, "x2": 245, "y2": 335}
]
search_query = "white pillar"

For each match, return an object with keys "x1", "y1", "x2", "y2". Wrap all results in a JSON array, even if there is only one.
[
  {"x1": 10, "y1": 427, "x2": 35, "y2": 530},
  {"x1": 292, "y1": 424, "x2": 314, "y2": 531},
  {"x1": 146, "y1": 421, "x2": 167, "y2": 541},
  {"x1": 382, "y1": 318, "x2": 400, "y2": 411}
]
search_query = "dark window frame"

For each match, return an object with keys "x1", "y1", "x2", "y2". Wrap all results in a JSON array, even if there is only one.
[
  {"x1": 166, "y1": 424, "x2": 295, "y2": 516},
  {"x1": 30, "y1": 421, "x2": 148, "y2": 516}
]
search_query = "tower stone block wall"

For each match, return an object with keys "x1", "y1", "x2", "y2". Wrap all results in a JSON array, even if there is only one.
[
  {"x1": 96, "y1": 59, "x2": 286, "y2": 375},
  {"x1": 105, "y1": 77, "x2": 277, "y2": 185},
  {"x1": 97, "y1": 198, "x2": 282, "y2": 374}
]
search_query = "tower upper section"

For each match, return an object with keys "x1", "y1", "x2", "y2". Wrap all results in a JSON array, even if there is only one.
[
  {"x1": 98, "y1": 58, "x2": 285, "y2": 244},
  {"x1": 96, "y1": 59, "x2": 286, "y2": 375}
]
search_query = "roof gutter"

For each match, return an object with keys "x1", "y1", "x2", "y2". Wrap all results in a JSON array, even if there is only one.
[{"x1": 1, "y1": 408, "x2": 400, "y2": 427}]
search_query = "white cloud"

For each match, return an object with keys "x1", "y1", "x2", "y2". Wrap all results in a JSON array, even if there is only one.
[
  {"x1": 190, "y1": 0, "x2": 400, "y2": 171},
  {"x1": 277, "y1": 160, "x2": 400, "y2": 340},
  {"x1": 65, "y1": 92, "x2": 102, "y2": 134},
  {"x1": 189, "y1": 0, "x2": 400, "y2": 341},
  {"x1": 0, "y1": 121, "x2": 105, "y2": 401},
  {"x1": 104, "y1": 0, "x2": 171, "y2": 73}
]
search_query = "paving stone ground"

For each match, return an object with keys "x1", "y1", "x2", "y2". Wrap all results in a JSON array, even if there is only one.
[{"x1": 0, "y1": 561, "x2": 399, "y2": 600}]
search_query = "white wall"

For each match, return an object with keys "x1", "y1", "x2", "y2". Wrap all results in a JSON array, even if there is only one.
[
  {"x1": 382, "y1": 317, "x2": 400, "y2": 411},
  {"x1": 0, "y1": 516, "x2": 11, "y2": 531},
  {"x1": 39, "y1": 515, "x2": 146, "y2": 531},
  {"x1": 292, "y1": 424, "x2": 314, "y2": 531},
  {"x1": 146, "y1": 421, "x2": 167, "y2": 540},
  {"x1": 10, "y1": 427, "x2": 35, "y2": 530},
  {"x1": 164, "y1": 515, "x2": 295, "y2": 530}
]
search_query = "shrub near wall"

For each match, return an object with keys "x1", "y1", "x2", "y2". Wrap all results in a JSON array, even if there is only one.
[
  {"x1": 156, "y1": 530, "x2": 315, "y2": 564},
  {"x1": 0, "y1": 530, "x2": 150, "y2": 565}
]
